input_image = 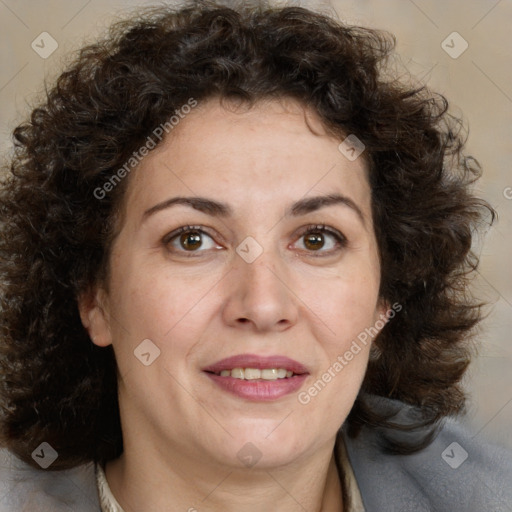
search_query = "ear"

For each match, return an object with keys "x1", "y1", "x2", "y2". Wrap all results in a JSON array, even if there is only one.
[
  {"x1": 77, "y1": 286, "x2": 113, "y2": 347},
  {"x1": 377, "y1": 297, "x2": 391, "y2": 320},
  {"x1": 373, "y1": 297, "x2": 393, "y2": 338}
]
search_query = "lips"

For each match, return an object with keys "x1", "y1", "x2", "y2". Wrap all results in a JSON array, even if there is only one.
[
  {"x1": 202, "y1": 354, "x2": 310, "y2": 401},
  {"x1": 202, "y1": 354, "x2": 309, "y2": 375}
]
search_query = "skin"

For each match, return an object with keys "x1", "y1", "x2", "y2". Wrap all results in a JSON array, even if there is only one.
[{"x1": 79, "y1": 96, "x2": 388, "y2": 512}]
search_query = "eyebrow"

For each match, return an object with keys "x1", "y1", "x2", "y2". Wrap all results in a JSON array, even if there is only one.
[{"x1": 142, "y1": 193, "x2": 366, "y2": 226}]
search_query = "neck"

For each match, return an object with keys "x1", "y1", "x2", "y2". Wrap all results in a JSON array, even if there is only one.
[{"x1": 105, "y1": 439, "x2": 344, "y2": 512}]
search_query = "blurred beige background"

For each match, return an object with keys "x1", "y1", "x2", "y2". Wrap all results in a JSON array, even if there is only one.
[{"x1": 1, "y1": 0, "x2": 511, "y2": 448}]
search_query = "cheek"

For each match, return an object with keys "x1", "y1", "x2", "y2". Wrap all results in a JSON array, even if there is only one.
[
  {"x1": 301, "y1": 273, "x2": 379, "y2": 409},
  {"x1": 108, "y1": 262, "x2": 222, "y2": 363},
  {"x1": 309, "y1": 261, "x2": 381, "y2": 347}
]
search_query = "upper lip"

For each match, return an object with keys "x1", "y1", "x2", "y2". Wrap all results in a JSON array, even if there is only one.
[{"x1": 202, "y1": 354, "x2": 309, "y2": 375}]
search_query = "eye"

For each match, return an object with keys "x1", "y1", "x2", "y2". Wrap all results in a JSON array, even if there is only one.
[
  {"x1": 293, "y1": 224, "x2": 346, "y2": 255},
  {"x1": 163, "y1": 225, "x2": 222, "y2": 255},
  {"x1": 163, "y1": 224, "x2": 346, "y2": 257}
]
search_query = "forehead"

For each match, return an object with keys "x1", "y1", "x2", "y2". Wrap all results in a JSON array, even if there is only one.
[{"x1": 123, "y1": 97, "x2": 371, "y2": 222}]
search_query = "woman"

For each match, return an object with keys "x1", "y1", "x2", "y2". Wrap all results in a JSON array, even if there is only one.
[{"x1": 0, "y1": 1, "x2": 510, "y2": 511}]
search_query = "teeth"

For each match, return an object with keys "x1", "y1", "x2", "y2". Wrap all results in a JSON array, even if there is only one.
[
  {"x1": 261, "y1": 369, "x2": 279, "y2": 380},
  {"x1": 244, "y1": 368, "x2": 261, "y2": 380},
  {"x1": 217, "y1": 368, "x2": 296, "y2": 380},
  {"x1": 231, "y1": 368, "x2": 244, "y2": 379}
]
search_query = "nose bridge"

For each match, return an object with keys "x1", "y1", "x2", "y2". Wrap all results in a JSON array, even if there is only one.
[
  {"x1": 239, "y1": 242, "x2": 288, "y2": 303},
  {"x1": 241, "y1": 248, "x2": 284, "y2": 296},
  {"x1": 222, "y1": 239, "x2": 299, "y2": 331}
]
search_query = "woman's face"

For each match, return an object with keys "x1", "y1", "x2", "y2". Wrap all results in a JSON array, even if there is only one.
[{"x1": 81, "y1": 97, "x2": 387, "y2": 470}]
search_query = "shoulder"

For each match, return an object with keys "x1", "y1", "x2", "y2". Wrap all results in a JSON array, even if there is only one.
[
  {"x1": 0, "y1": 448, "x2": 100, "y2": 512},
  {"x1": 342, "y1": 397, "x2": 512, "y2": 512}
]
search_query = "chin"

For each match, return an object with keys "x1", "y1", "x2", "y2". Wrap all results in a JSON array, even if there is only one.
[{"x1": 212, "y1": 425, "x2": 311, "y2": 469}]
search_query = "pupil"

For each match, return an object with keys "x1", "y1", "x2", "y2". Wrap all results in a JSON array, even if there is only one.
[
  {"x1": 181, "y1": 232, "x2": 202, "y2": 250},
  {"x1": 305, "y1": 232, "x2": 324, "y2": 250}
]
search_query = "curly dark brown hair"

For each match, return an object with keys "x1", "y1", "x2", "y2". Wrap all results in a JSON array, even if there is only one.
[{"x1": 0, "y1": 0, "x2": 494, "y2": 470}]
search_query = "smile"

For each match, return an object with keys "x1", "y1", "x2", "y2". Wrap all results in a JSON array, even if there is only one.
[
  {"x1": 214, "y1": 368, "x2": 295, "y2": 380},
  {"x1": 202, "y1": 354, "x2": 310, "y2": 401}
]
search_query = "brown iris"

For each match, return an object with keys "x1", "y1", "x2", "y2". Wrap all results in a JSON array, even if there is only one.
[
  {"x1": 303, "y1": 231, "x2": 325, "y2": 250},
  {"x1": 180, "y1": 231, "x2": 202, "y2": 250}
]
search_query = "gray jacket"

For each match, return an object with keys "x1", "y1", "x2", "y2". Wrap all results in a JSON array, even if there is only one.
[{"x1": 1, "y1": 398, "x2": 511, "y2": 511}]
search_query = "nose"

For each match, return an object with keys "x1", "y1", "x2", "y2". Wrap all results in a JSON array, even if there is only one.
[{"x1": 221, "y1": 249, "x2": 299, "y2": 333}]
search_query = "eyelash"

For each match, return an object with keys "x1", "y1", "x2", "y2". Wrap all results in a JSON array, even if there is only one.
[{"x1": 163, "y1": 224, "x2": 347, "y2": 257}]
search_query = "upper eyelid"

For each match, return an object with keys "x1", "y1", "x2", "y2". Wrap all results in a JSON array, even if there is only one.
[{"x1": 294, "y1": 224, "x2": 345, "y2": 238}]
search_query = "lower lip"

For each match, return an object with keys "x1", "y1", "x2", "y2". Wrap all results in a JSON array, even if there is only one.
[{"x1": 204, "y1": 373, "x2": 308, "y2": 401}]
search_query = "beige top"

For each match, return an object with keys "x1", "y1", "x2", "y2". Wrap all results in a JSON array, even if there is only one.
[{"x1": 95, "y1": 437, "x2": 365, "y2": 511}]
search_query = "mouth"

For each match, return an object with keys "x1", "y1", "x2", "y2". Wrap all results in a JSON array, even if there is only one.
[
  {"x1": 206, "y1": 368, "x2": 298, "y2": 380},
  {"x1": 202, "y1": 354, "x2": 309, "y2": 401}
]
